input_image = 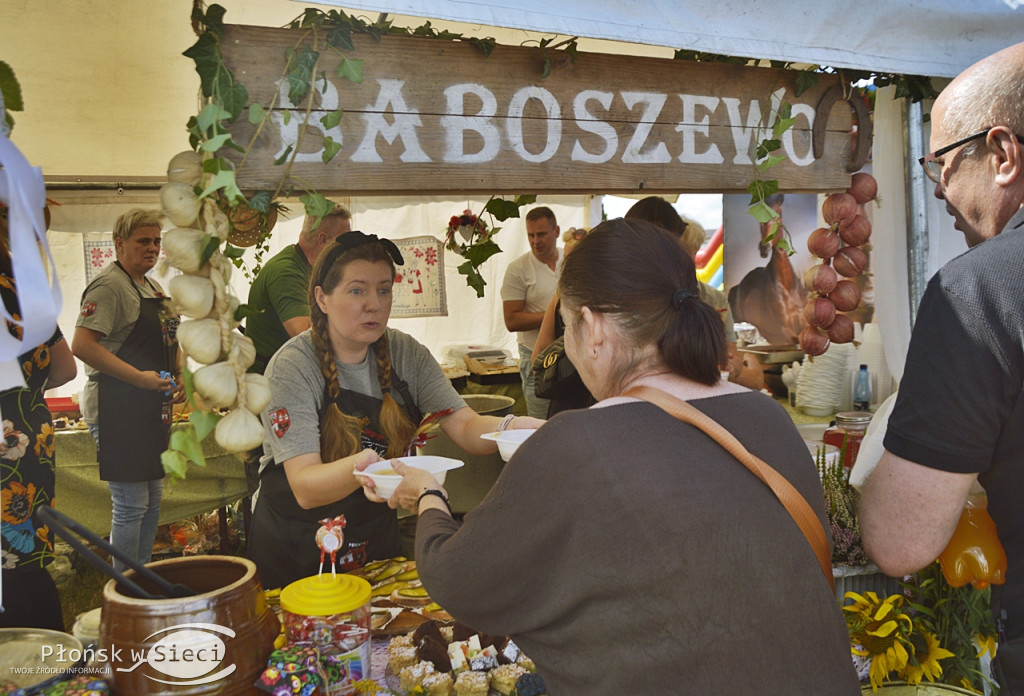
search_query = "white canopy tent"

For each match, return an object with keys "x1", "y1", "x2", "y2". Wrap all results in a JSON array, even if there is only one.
[
  {"x1": 320, "y1": 0, "x2": 1024, "y2": 78},
  {"x1": 5, "y1": 0, "x2": 1022, "y2": 398}
]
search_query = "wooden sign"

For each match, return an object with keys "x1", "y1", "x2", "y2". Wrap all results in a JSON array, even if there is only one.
[{"x1": 220, "y1": 25, "x2": 858, "y2": 195}]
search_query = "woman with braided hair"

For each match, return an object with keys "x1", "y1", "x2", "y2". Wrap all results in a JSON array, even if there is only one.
[{"x1": 247, "y1": 231, "x2": 542, "y2": 590}]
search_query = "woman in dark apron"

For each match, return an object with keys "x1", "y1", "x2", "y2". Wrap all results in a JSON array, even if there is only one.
[
  {"x1": 247, "y1": 232, "x2": 543, "y2": 590},
  {"x1": 72, "y1": 209, "x2": 180, "y2": 571}
]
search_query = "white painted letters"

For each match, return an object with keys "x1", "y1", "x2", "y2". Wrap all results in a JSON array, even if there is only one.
[
  {"x1": 620, "y1": 92, "x2": 670, "y2": 164},
  {"x1": 676, "y1": 94, "x2": 723, "y2": 164},
  {"x1": 507, "y1": 87, "x2": 561, "y2": 163},
  {"x1": 440, "y1": 84, "x2": 501, "y2": 163},
  {"x1": 351, "y1": 79, "x2": 430, "y2": 163},
  {"x1": 571, "y1": 90, "x2": 618, "y2": 164}
]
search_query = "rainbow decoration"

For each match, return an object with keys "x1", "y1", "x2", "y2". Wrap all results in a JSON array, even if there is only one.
[{"x1": 695, "y1": 225, "x2": 724, "y2": 290}]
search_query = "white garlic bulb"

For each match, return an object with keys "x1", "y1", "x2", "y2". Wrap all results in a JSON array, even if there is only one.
[
  {"x1": 193, "y1": 362, "x2": 239, "y2": 409},
  {"x1": 177, "y1": 318, "x2": 223, "y2": 364},
  {"x1": 244, "y1": 373, "x2": 271, "y2": 414},
  {"x1": 163, "y1": 227, "x2": 206, "y2": 273},
  {"x1": 166, "y1": 151, "x2": 203, "y2": 187},
  {"x1": 215, "y1": 408, "x2": 264, "y2": 452},
  {"x1": 160, "y1": 182, "x2": 201, "y2": 228},
  {"x1": 228, "y1": 333, "x2": 256, "y2": 370},
  {"x1": 169, "y1": 274, "x2": 215, "y2": 319}
]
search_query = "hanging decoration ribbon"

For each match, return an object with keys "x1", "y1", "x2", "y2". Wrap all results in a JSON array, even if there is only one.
[{"x1": 0, "y1": 134, "x2": 62, "y2": 379}]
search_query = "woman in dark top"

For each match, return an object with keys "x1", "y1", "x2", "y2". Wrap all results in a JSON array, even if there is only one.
[
  {"x1": 364, "y1": 219, "x2": 859, "y2": 695},
  {"x1": 0, "y1": 246, "x2": 76, "y2": 630}
]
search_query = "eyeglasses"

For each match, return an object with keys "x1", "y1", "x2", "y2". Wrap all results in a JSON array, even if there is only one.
[{"x1": 919, "y1": 127, "x2": 1024, "y2": 184}]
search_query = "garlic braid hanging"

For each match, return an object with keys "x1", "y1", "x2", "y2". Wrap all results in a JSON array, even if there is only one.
[{"x1": 159, "y1": 151, "x2": 269, "y2": 453}]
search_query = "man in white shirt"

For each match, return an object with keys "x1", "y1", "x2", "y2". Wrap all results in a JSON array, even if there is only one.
[{"x1": 501, "y1": 206, "x2": 562, "y2": 419}]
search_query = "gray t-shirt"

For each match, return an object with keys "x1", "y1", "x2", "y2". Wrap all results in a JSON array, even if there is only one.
[
  {"x1": 260, "y1": 327, "x2": 467, "y2": 468},
  {"x1": 75, "y1": 262, "x2": 166, "y2": 424}
]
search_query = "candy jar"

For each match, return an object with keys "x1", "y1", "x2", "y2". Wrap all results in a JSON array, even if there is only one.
[
  {"x1": 281, "y1": 573, "x2": 372, "y2": 695},
  {"x1": 823, "y1": 411, "x2": 872, "y2": 468}
]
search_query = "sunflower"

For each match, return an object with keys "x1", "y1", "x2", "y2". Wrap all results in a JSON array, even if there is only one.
[
  {"x1": 900, "y1": 630, "x2": 955, "y2": 684},
  {"x1": 844, "y1": 591, "x2": 915, "y2": 690}
]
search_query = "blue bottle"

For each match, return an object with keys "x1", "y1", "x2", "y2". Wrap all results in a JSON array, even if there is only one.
[{"x1": 853, "y1": 364, "x2": 871, "y2": 411}]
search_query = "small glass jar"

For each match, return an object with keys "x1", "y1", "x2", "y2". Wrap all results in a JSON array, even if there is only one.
[
  {"x1": 823, "y1": 411, "x2": 872, "y2": 468},
  {"x1": 281, "y1": 573, "x2": 372, "y2": 695}
]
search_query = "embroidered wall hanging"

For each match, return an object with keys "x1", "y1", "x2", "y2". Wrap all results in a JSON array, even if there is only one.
[{"x1": 391, "y1": 236, "x2": 446, "y2": 318}]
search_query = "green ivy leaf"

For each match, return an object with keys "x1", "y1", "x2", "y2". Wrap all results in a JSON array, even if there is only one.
[
  {"x1": 794, "y1": 71, "x2": 818, "y2": 97},
  {"x1": 326, "y1": 26, "x2": 355, "y2": 51},
  {"x1": 320, "y1": 109, "x2": 343, "y2": 131},
  {"x1": 0, "y1": 61, "x2": 24, "y2": 112},
  {"x1": 248, "y1": 190, "x2": 272, "y2": 213},
  {"x1": 541, "y1": 56, "x2": 552, "y2": 79},
  {"x1": 322, "y1": 136, "x2": 343, "y2": 163},
  {"x1": 748, "y1": 199, "x2": 781, "y2": 223},
  {"x1": 183, "y1": 33, "x2": 221, "y2": 97},
  {"x1": 170, "y1": 427, "x2": 208, "y2": 469},
  {"x1": 485, "y1": 198, "x2": 521, "y2": 221},
  {"x1": 182, "y1": 365, "x2": 196, "y2": 409},
  {"x1": 161, "y1": 449, "x2": 189, "y2": 480},
  {"x1": 274, "y1": 144, "x2": 294, "y2": 165},
  {"x1": 217, "y1": 77, "x2": 249, "y2": 122},
  {"x1": 223, "y1": 243, "x2": 246, "y2": 260},
  {"x1": 199, "y1": 169, "x2": 244, "y2": 203},
  {"x1": 300, "y1": 192, "x2": 335, "y2": 219},
  {"x1": 199, "y1": 233, "x2": 221, "y2": 269},
  {"x1": 467, "y1": 37, "x2": 496, "y2": 58},
  {"x1": 190, "y1": 409, "x2": 222, "y2": 443},
  {"x1": 199, "y1": 3, "x2": 227, "y2": 37},
  {"x1": 248, "y1": 102, "x2": 267, "y2": 125},
  {"x1": 282, "y1": 109, "x2": 292, "y2": 127},
  {"x1": 757, "y1": 154, "x2": 786, "y2": 172},
  {"x1": 337, "y1": 57, "x2": 364, "y2": 84},
  {"x1": 285, "y1": 46, "x2": 320, "y2": 106},
  {"x1": 456, "y1": 260, "x2": 487, "y2": 298},
  {"x1": 462, "y1": 239, "x2": 502, "y2": 266},
  {"x1": 514, "y1": 194, "x2": 538, "y2": 206},
  {"x1": 234, "y1": 303, "x2": 263, "y2": 322},
  {"x1": 755, "y1": 138, "x2": 782, "y2": 159},
  {"x1": 200, "y1": 133, "x2": 233, "y2": 152}
]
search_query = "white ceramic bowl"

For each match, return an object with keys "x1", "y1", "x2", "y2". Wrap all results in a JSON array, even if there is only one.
[
  {"x1": 362, "y1": 456, "x2": 464, "y2": 498},
  {"x1": 480, "y1": 429, "x2": 537, "y2": 461}
]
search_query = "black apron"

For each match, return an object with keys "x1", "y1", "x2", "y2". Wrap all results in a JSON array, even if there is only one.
[
  {"x1": 248, "y1": 372, "x2": 421, "y2": 591},
  {"x1": 91, "y1": 262, "x2": 178, "y2": 482}
]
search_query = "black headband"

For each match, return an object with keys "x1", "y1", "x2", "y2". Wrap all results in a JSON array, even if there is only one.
[{"x1": 318, "y1": 231, "x2": 405, "y2": 284}]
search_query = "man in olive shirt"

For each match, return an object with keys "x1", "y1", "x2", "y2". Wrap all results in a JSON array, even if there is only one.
[
  {"x1": 243, "y1": 203, "x2": 351, "y2": 497},
  {"x1": 246, "y1": 204, "x2": 351, "y2": 374}
]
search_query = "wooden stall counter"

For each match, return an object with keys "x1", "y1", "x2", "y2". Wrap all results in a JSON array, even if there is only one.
[{"x1": 54, "y1": 424, "x2": 247, "y2": 537}]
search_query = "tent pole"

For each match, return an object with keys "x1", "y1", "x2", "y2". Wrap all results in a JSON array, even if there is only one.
[{"x1": 903, "y1": 98, "x2": 929, "y2": 324}]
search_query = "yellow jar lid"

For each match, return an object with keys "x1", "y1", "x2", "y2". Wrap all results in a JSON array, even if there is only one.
[{"x1": 280, "y1": 573, "x2": 371, "y2": 616}]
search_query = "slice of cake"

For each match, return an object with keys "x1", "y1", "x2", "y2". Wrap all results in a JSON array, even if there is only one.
[
  {"x1": 421, "y1": 670, "x2": 454, "y2": 696},
  {"x1": 399, "y1": 660, "x2": 436, "y2": 693},
  {"x1": 489, "y1": 663, "x2": 529, "y2": 695},
  {"x1": 453, "y1": 669, "x2": 490, "y2": 696}
]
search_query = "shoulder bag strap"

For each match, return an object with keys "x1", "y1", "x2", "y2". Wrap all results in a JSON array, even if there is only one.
[{"x1": 622, "y1": 385, "x2": 834, "y2": 592}]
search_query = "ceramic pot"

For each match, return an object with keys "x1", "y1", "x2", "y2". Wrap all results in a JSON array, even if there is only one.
[{"x1": 100, "y1": 555, "x2": 279, "y2": 695}]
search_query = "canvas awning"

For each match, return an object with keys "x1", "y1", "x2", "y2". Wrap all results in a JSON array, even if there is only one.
[{"x1": 312, "y1": 0, "x2": 1024, "y2": 78}]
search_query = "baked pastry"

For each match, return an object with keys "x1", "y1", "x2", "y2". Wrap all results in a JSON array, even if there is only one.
[
  {"x1": 388, "y1": 644, "x2": 418, "y2": 674},
  {"x1": 413, "y1": 619, "x2": 447, "y2": 646},
  {"x1": 440, "y1": 625, "x2": 455, "y2": 643},
  {"x1": 516, "y1": 654, "x2": 536, "y2": 672},
  {"x1": 453, "y1": 670, "x2": 490, "y2": 696},
  {"x1": 469, "y1": 653, "x2": 498, "y2": 672},
  {"x1": 400, "y1": 660, "x2": 436, "y2": 693},
  {"x1": 489, "y1": 664, "x2": 529, "y2": 695},
  {"x1": 421, "y1": 670, "x2": 454, "y2": 696},
  {"x1": 417, "y1": 634, "x2": 452, "y2": 673}
]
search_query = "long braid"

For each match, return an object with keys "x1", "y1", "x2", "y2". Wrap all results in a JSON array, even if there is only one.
[
  {"x1": 311, "y1": 296, "x2": 361, "y2": 461},
  {"x1": 373, "y1": 332, "x2": 417, "y2": 457}
]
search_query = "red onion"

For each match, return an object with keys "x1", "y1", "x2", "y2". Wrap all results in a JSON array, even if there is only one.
[
  {"x1": 828, "y1": 280, "x2": 862, "y2": 311},
  {"x1": 832, "y1": 246, "x2": 868, "y2": 278},
  {"x1": 822, "y1": 192, "x2": 858, "y2": 225},
  {"x1": 799, "y1": 325, "x2": 830, "y2": 356},
  {"x1": 807, "y1": 226, "x2": 842, "y2": 259},
  {"x1": 838, "y1": 215, "x2": 872, "y2": 246},
  {"x1": 803, "y1": 296, "x2": 837, "y2": 329},
  {"x1": 827, "y1": 313, "x2": 855, "y2": 344},
  {"x1": 803, "y1": 263, "x2": 839, "y2": 294},
  {"x1": 847, "y1": 172, "x2": 878, "y2": 205}
]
